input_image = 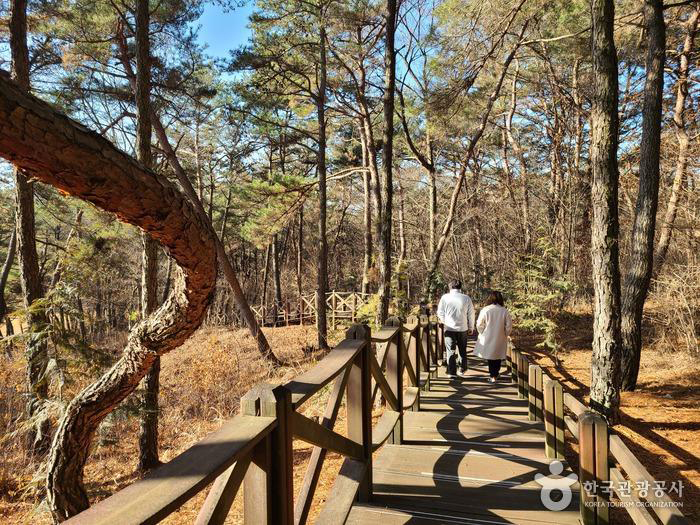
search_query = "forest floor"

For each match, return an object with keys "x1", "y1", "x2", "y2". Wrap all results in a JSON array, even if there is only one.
[
  {"x1": 0, "y1": 324, "x2": 348, "y2": 524},
  {"x1": 515, "y1": 306, "x2": 700, "y2": 525}
]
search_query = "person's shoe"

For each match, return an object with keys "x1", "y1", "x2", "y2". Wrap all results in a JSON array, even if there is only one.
[
  {"x1": 488, "y1": 377, "x2": 496, "y2": 383},
  {"x1": 458, "y1": 370, "x2": 467, "y2": 377}
]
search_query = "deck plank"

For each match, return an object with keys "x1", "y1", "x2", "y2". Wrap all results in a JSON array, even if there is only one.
[{"x1": 349, "y1": 356, "x2": 580, "y2": 524}]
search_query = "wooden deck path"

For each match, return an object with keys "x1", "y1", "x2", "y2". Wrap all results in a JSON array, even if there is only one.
[
  {"x1": 62, "y1": 315, "x2": 687, "y2": 525},
  {"x1": 348, "y1": 351, "x2": 581, "y2": 525}
]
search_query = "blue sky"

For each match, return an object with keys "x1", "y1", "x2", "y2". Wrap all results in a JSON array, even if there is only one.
[{"x1": 196, "y1": 2, "x2": 255, "y2": 60}]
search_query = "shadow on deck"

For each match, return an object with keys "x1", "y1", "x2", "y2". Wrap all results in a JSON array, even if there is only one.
[{"x1": 348, "y1": 352, "x2": 580, "y2": 525}]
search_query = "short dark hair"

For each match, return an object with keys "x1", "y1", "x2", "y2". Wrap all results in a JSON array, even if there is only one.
[
  {"x1": 486, "y1": 290, "x2": 505, "y2": 307},
  {"x1": 449, "y1": 280, "x2": 462, "y2": 290}
]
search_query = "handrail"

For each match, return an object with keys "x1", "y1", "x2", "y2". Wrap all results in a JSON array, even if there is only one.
[
  {"x1": 64, "y1": 415, "x2": 276, "y2": 525},
  {"x1": 609, "y1": 434, "x2": 688, "y2": 525},
  {"x1": 66, "y1": 312, "x2": 443, "y2": 525},
  {"x1": 285, "y1": 338, "x2": 365, "y2": 407},
  {"x1": 510, "y1": 342, "x2": 688, "y2": 525},
  {"x1": 371, "y1": 326, "x2": 400, "y2": 343}
]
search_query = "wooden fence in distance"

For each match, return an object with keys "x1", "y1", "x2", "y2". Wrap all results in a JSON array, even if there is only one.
[
  {"x1": 251, "y1": 291, "x2": 371, "y2": 329},
  {"x1": 64, "y1": 314, "x2": 439, "y2": 525}
]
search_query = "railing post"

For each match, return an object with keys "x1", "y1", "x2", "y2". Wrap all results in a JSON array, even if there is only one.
[
  {"x1": 544, "y1": 379, "x2": 565, "y2": 460},
  {"x1": 529, "y1": 364, "x2": 543, "y2": 422},
  {"x1": 433, "y1": 319, "x2": 440, "y2": 369},
  {"x1": 505, "y1": 344, "x2": 511, "y2": 376},
  {"x1": 428, "y1": 318, "x2": 437, "y2": 380},
  {"x1": 511, "y1": 349, "x2": 519, "y2": 384},
  {"x1": 520, "y1": 354, "x2": 529, "y2": 400},
  {"x1": 346, "y1": 324, "x2": 373, "y2": 502},
  {"x1": 528, "y1": 364, "x2": 538, "y2": 421},
  {"x1": 420, "y1": 315, "x2": 431, "y2": 391},
  {"x1": 242, "y1": 383, "x2": 292, "y2": 525},
  {"x1": 407, "y1": 315, "x2": 421, "y2": 410},
  {"x1": 331, "y1": 293, "x2": 337, "y2": 330},
  {"x1": 579, "y1": 411, "x2": 610, "y2": 525},
  {"x1": 386, "y1": 316, "x2": 403, "y2": 444},
  {"x1": 314, "y1": 291, "x2": 319, "y2": 327}
]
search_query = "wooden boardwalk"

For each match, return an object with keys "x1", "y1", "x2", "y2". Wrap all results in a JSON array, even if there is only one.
[
  {"x1": 63, "y1": 316, "x2": 686, "y2": 525},
  {"x1": 348, "y1": 351, "x2": 581, "y2": 525}
]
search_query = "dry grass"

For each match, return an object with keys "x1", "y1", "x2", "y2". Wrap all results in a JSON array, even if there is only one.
[
  {"x1": 515, "y1": 306, "x2": 700, "y2": 524},
  {"x1": 0, "y1": 324, "x2": 351, "y2": 524}
]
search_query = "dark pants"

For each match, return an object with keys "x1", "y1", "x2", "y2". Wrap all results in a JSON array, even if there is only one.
[
  {"x1": 445, "y1": 330, "x2": 468, "y2": 375},
  {"x1": 488, "y1": 359, "x2": 502, "y2": 378}
]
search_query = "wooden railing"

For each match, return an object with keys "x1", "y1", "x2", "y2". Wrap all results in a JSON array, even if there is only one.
[
  {"x1": 507, "y1": 344, "x2": 689, "y2": 525},
  {"x1": 65, "y1": 315, "x2": 441, "y2": 525},
  {"x1": 251, "y1": 291, "x2": 371, "y2": 328}
]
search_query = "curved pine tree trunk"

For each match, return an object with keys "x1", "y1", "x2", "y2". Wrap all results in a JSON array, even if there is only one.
[{"x1": 0, "y1": 73, "x2": 218, "y2": 520}]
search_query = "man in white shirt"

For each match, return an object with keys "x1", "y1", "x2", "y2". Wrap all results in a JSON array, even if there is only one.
[{"x1": 437, "y1": 280, "x2": 475, "y2": 377}]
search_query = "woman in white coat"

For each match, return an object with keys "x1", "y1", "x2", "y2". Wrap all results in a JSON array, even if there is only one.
[{"x1": 475, "y1": 291, "x2": 513, "y2": 382}]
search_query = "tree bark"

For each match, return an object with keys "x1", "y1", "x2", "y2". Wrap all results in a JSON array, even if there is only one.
[
  {"x1": 360, "y1": 126, "x2": 372, "y2": 295},
  {"x1": 396, "y1": 172, "x2": 407, "y2": 271},
  {"x1": 0, "y1": 71, "x2": 217, "y2": 519},
  {"x1": 589, "y1": 0, "x2": 623, "y2": 422},
  {"x1": 377, "y1": 0, "x2": 397, "y2": 324},
  {"x1": 296, "y1": 206, "x2": 303, "y2": 298},
  {"x1": 620, "y1": 0, "x2": 666, "y2": 392},
  {"x1": 316, "y1": 20, "x2": 329, "y2": 348},
  {"x1": 0, "y1": 226, "x2": 17, "y2": 327},
  {"x1": 133, "y1": 0, "x2": 161, "y2": 471},
  {"x1": 504, "y1": 60, "x2": 532, "y2": 253},
  {"x1": 10, "y1": 0, "x2": 51, "y2": 456},
  {"x1": 272, "y1": 233, "x2": 283, "y2": 326},
  {"x1": 655, "y1": 6, "x2": 698, "y2": 273}
]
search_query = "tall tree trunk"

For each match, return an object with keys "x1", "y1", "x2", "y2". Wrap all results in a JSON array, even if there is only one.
[
  {"x1": 316, "y1": 20, "x2": 329, "y2": 348},
  {"x1": 0, "y1": 72, "x2": 217, "y2": 519},
  {"x1": 296, "y1": 206, "x2": 303, "y2": 298},
  {"x1": 133, "y1": 0, "x2": 161, "y2": 471},
  {"x1": 272, "y1": 233, "x2": 282, "y2": 326},
  {"x1": 655, "y1": 6, "x2": 698, "y2": 273},
  {"x1": 504, "y1": 60, "x2": 532, "y2": 253},
  {"x1": 428, "y1": 167, "x2": 437, "y2": 258},
  {"x1": 261, "y1": 243, "x2": 271, "y2": 312},
  {"x1": 620, "y1": 0, "x2": 666, "y2": 392},
  {"x1": 10, "y1": 0, "x2": 51, "y2": 456},
  {"x1": 0, "y1": 226, "x2": 17, "y2": 327},
  {"x1": 360, "y1": 127, "x2": 372, "y2": 295},
  {"x1": 377, "y1": 0, "x2": 397, "y2": 324},
  {"x1": 218, "y1": 188, "x2": 232, "y2": 240},
  {"x1": 473, "y1": 217, "x2": 487, "y2": 288},
  {"x1": 589, "y1": 0, "x2": 623, "y2": 422},
  {"x1": 50, "y1": 210, "x2": 83, "y2": 289},
  {"x1": 396, "y1": 172, "x2": 407, "y2": 271},
  {"x1": 114, "y1": 28, "x2": 279, "y2": 365}
]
